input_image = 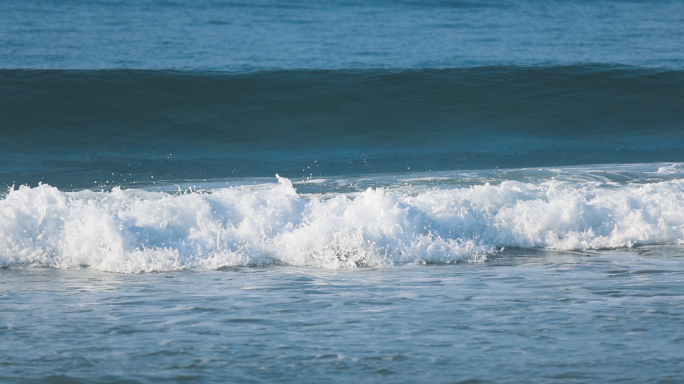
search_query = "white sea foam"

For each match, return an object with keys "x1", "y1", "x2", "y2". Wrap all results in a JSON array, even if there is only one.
[
  {"x1": 1, "y1": 175, "x2": 684, "y2": 272},
  {"x1": 655, "y1": 163, "x2": 684, "y2": 175}
]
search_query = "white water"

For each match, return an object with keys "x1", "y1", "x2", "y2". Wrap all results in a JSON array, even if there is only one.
[{"x1": 2, "y1": 174, "x2": 684, "y2": 273}]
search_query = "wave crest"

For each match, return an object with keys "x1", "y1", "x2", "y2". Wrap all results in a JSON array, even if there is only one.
[{"x1": 1, "y1": 176, "x2": 683, "y2": 272}]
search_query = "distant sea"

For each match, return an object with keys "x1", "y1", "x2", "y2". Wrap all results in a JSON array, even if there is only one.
[{"x1": 2, "y1": 1, "x2": 684, "y2": 383}]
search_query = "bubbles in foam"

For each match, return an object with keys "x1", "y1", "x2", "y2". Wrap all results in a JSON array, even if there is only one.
[
  {"x1": 656, "y1": 163, "x2": 684, "y2": 175},
  {"x1": 1, "y1": 175, "x2": 684, "y2": 273}
]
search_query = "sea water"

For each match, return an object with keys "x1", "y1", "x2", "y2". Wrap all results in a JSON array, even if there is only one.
[{"x1": 2, "y1": 0, "x2": 684, "y2": 383}]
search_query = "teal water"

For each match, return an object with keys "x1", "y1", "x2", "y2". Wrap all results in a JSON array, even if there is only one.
[{"x1": 2, "y1": 66, "x2": 684, "y2": 190}]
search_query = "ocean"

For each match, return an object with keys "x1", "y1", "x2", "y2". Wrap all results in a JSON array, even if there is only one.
[{"x1": 2, "y1": 0, "x2": 684, "y2": 383}]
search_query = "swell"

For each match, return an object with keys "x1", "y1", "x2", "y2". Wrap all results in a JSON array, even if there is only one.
[
  {"x1": 2, "y1": 65, "x2": 684, "y2": 188},
  {"x1": 3, "y1": 65, "x2": 684, "y2": 148}
]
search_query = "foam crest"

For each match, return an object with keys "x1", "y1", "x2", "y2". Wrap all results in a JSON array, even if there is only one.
[
  {"x1": 656, "y1": 163, "x2": 684, "y2": 175},
  {"x1": 1, "y1": 176, "x2": 684, "y2": 272}
]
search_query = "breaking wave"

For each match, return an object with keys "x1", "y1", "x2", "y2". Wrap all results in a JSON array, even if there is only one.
[{"x1": 2, "y1": 175, "x2": 683, "y2": 273}]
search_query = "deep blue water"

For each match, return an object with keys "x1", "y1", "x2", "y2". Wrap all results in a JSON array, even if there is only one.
[
  {"x1": 2, "y1": 0, "x2": 684, "y2": 70},
  {"x1": 2, "y1": 0, "x2": 684, "y2": 383}
]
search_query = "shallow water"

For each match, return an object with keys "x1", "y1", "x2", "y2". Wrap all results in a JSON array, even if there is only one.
[{"x1": 2, "y1": 248, "x2": 684, "y2": 383}]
